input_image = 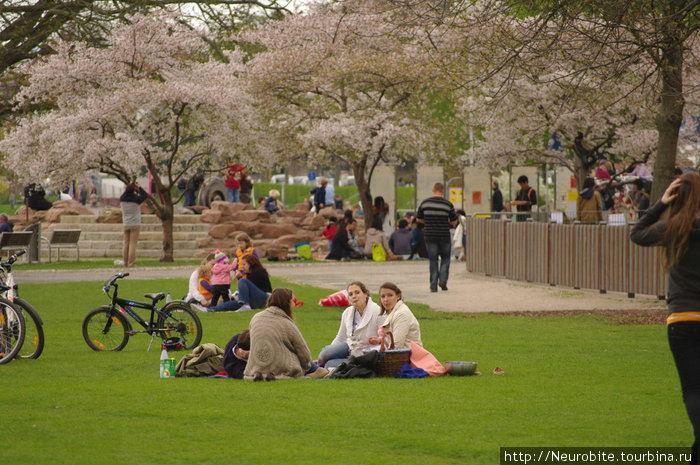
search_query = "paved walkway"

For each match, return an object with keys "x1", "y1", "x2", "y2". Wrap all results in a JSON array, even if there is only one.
[{"x1": 14, "y1": 260, "x2": 665, "y2": 313}]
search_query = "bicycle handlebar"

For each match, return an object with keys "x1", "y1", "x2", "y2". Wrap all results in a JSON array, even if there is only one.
[
  {"x1": 0, "y1": 250, "x2": 25, "y2": 270},
  {"x1": 103, "y1": 272, "x2": 130, "y2": 293}
]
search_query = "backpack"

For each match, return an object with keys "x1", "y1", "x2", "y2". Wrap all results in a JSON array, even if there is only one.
[
  {"x1": 175, "y1": 343, "x2": 224, "y2": 377},
  {"x1": 372, "y1": 243, "x2": 386, "y2": 262}
]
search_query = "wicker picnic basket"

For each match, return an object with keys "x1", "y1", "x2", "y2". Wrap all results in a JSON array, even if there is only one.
[{"x1": 377, "y1": 331, "x2": 411, "y2": 377}]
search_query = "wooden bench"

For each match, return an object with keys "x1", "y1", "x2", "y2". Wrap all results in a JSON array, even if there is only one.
[
  {"x1": 0, "y1": 231, "x2": 34, "y2": 262},
  {"x1": 42, "y1": 229, "x2": 81, "y2": 263}
]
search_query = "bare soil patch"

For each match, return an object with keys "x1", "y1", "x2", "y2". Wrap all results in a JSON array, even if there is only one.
[{"x1": 496, "y1": 308, "x2": 667, "y2": 325}]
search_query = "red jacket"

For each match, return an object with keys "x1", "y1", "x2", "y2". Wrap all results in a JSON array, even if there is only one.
[{"x1": 225, "y1": 164, "x2": 244, "y2": 189}]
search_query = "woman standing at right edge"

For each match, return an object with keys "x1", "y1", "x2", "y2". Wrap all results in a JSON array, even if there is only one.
[{"x1": 631, "y1": 173, "x2": 700, "y2": 463}]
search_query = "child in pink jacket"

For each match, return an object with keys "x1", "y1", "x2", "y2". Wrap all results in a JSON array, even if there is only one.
[{"x1": 209, "y1": 249, "x2": 238, "y2": 307}]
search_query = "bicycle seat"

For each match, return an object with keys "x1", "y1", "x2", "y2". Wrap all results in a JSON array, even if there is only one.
[{"x1": 144, "y1": 292, "x2": 166, "y2": 305}]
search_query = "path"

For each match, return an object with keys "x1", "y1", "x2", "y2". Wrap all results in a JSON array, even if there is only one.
[{"x1": 14, "y1": 261, "x2": 665, "y2": 313}]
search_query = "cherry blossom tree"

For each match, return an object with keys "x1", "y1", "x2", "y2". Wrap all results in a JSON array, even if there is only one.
[
  {"x1": 0, "y1": 12, "x2": 255, "y2": 261},
  {"x1": 238, "y1": 2, "x2": 451, "y2": 229},
  {"x1": 387, "y1": 0, "x2": 700, "y2": 201}
]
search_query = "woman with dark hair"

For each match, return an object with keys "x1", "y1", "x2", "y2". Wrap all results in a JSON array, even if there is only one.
[
  {"x1": 244, "y1": 288, "x2": 315, "y2": 380},
  {"x1": 195, "y1": 254, "x2": 272, "y2": 313},
  {"x1": 368, "y1": 282, "x2": 422, "y2": 349},
  {"x1": 631, "y1": 173, "x2": 700, "y2": 462},
  {"x1": 326, "y1": 219, "x2": 363, "y2": 260},
  {"x1": 317, "y1": 281, "x2": 383, "y2": 367},
  {"x1": 233, "y1": 254, "x2": 272, "y2": 311}
]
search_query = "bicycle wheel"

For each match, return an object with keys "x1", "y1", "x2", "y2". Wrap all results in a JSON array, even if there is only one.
[
  {"x1": 13, "y1": 297, "x2": 44, "y2": 359},
  {"x1": 0, "y1": 297, "x2": 25, "y2": 364},
  {"x1": 82, "y1": 306, "x2": 130, "y2": 351},
  {"x1": 157, "y1": 303, "x2": 202, "y2": 350}
]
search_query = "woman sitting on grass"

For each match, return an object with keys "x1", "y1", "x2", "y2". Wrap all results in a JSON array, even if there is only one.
[
  {"x1": 185, "y1": 252, "x2": 215, "y2": 306},
  {"x1": 244, "y1": 287, "x2": 326, "y2": 380},
  {"x1": 368, "y1": 282, "x2": 422, "y2": 349},
  {"x1": 326, "y1": 219, "x2": 363, "y2": 261},
  {"x1": 630, "y1": 173, "x2": 700, "y2": 461},
  {"x1": 195, "y1": 254, "x2": 272, "y2": 313},
  {"x1": 317, "y1": 281, "x2": 383, "y2": 368}
]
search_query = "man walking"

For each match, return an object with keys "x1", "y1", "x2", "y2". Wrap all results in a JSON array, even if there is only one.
[{"x1": 417, "y1": 182, "x2": 458, "y2": 292}]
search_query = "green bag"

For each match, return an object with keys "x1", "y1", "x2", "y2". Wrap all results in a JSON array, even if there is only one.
[
  {"x1": 372, "y1": 243, "x2": 386, "y2": 262},
  {"x1": 294, "y1": 241, "x2": 312, "y2": 259}
]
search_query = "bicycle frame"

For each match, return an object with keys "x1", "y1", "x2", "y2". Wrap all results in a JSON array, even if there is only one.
[{"x1": 106, "y1": 282, "x2": 170, "y2": 334}]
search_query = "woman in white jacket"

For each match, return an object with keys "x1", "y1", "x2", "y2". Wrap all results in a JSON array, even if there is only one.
[
  {"x1": 317, "y1": 281, "x2": 383, "y2": 368},
  {"x1": 369, "y1": 282, "x2": 422, "y2": 349}
]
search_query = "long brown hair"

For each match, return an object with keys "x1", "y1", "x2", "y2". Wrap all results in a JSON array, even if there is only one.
[
  {"x1": 664, "y1": 172, "x2": 700, "y2": 269},
  {"x1": 266, "y1": 287, "x2": 294, "y2": 318},
  {"x1": 242, "y1": 253, "x2": 267, "y2": 274},
  {"x1": 378, "y1": 282, "x2": 402, "y2": 315}
]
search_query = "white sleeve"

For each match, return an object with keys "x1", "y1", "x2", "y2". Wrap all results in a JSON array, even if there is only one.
[
  {"x1": 330, "y1": 307, "x2": 351, "y2": 346},
  {"x1": 187, "y1": 270, "x2": 205, "y2": 303}
]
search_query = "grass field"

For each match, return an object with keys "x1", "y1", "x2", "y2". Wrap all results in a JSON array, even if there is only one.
[{"x1": 1, "y1": 276, "x2": 689, "y2": 464}]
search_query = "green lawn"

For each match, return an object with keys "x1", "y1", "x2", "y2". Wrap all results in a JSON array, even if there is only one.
[{"x1": 1, "y1": 276, "x2": 689, "y2": 464}]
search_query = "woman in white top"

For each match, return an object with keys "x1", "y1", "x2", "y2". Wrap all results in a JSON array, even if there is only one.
[
  {"x1": 317, "y1": 281, "x2": 383, "y2": 368},
  {"x1": 368, "y1": 282, "x2": 422, "y2": 349}
]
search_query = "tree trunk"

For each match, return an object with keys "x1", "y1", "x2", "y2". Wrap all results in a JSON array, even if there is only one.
[
  {"x1": 159, "y1": 192, "x2": 175, "y2": 262},
  {"x1": 651, "y1": 33, "x2": 684, "y2": 203},
  {"x1": 352, "y1": 161, "x2": 374, "y2": 232}
]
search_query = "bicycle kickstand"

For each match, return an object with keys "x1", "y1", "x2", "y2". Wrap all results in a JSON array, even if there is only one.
[{"x1": 147, "y1": 333, "x2": 157, "y2": 352}]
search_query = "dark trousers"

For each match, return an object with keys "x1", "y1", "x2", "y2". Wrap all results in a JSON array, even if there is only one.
[
  {"x1": 425, "y1": 238, "x2": 451, "y2": 291},
  {"x1": 668, "y1": 322, "x2": 700, "y2": 464},
  {"x1": 210, "y1": 284, "x2": 230, "y2": 307}
]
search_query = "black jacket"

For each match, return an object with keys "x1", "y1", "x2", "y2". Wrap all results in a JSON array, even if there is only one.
[{"x1": 630, "y1": 201, "x2": 700, "y2": 314}]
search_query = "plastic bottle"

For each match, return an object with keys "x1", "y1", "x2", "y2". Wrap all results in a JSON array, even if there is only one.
[
  {"x1": 160, "y1": 345, "x2": 170, "y2": 379},
  {"x1": 166, "y1": 292, "x2": 172, "y2": 303}
]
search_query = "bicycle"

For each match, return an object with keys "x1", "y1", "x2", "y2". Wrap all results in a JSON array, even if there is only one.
[
  {"x1": 0, "y1": 290, "x2": 24, "y2": 365},
  {"x1": 0, "y1": 251, "x2": 45, "y2": 359},
  {"x1": 82, "y1": 273, "x2": 203, "y2": 351}
]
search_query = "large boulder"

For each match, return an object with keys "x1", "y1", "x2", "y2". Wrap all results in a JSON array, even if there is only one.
[
  {"x1": 196, "y1": 237, "x2": 212, "y2": 248},
  {"x1": 51, "y1": 199, "x2": 94, "y2": 215},
  {"x1": 299, "y1": 214, "x2": 326, "y2": 230},
  {"x1": 257, "y1": 222, "x2": 299, "y2": 239},
  {"x1": 210, "y1": 201, "x2": 253, "y2": 217},
  {"x1": 265, "y1": 246, "x2": 289, "y2": 260},
  {"x1": 209, "y1": 224, "x2": 240, "y2": 239},
  {"x1": 273, "y1": 233, "x2": 318, "y2": 249},
  {"x1": 277, "y1": 210, "x2": 307, "y2": 218},
  {"x1": 200, "y1": 209, "x2": 222, "y2": 224},
  {"x1": 226, "y1": 222, "x2": 258, "y2": 237},
  {"x1": 96, "y1": 208, "x2": 122, "y2": 224},
  {"x1": 318, "y1": 206, "x2": 337, "y2": 219},
  {"x1": 232, "y1": 210, "x2": 271, "y2": 222}
]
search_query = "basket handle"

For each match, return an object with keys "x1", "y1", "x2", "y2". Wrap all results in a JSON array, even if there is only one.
[{"x1": 380, "y1": 331, "x2": 395, "y2": 352}]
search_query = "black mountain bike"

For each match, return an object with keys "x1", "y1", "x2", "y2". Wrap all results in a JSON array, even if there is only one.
[
  {"x1": 82, "y1": 273, "x2": 202, "y2": 351},
  {"x1": 0, "y1": 251, "x2": 45, "y2": 359}
]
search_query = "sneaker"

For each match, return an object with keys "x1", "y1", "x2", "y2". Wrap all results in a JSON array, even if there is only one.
[
  {"x1": 439, "y1": 283, "x2": 448, "y2": 291},
  {"x1": 235, "y1": 304, "x2": 252, "y2": 312},
  {"x1": 191, "y1": 303, "x2": 208, "y2": 312},
  {"x1": 430, "y1": 287, "x2": 438, "y2": 293},
  {"x1": 306, "y1": 367, "x2": 330, "y2": 379}
]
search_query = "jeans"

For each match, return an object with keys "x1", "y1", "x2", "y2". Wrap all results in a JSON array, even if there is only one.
[
  {"x1": 317, "y1": 342, "x2": 350, "y2": 368},
  {"x1": 668, "y1": 322, "x2": 700, "y2": 464},
  {"x1": 226, "y1": 187, "x2": 240, "y2": 203},
  {"x1": 425, "y1": 238, "x2": 451, "y2": 291},
  {"x1": 237, "y1": 278, "x2": 269, "y2": 309}
]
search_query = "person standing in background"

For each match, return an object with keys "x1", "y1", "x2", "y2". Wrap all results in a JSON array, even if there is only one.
[
  {"x1": 119, "y1": 181, "x2": 148, "y2": 268},
  {"x1": 224, "y1": 163, "x2": 244, "y2": 203},
  {"x1": 417, "y1": 183, "x2": 458, "y2": 292}
]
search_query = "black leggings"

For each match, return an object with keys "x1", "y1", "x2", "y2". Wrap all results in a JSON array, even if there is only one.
[
  {"x1": 210, "y1": 285, "x2": 230, "y2": 307},
  {"x1": 669, "y1": 321, "x2": 700, "y2": 464}
]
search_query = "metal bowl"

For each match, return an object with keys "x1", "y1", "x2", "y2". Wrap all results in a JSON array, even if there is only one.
[{"x1": 446, "y1": 361, "x2": 477, "y2": 376}]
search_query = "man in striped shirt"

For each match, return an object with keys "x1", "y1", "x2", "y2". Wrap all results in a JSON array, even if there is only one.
[{"x1": 417, "y1": 183, "x2": 459, "y2": 292}]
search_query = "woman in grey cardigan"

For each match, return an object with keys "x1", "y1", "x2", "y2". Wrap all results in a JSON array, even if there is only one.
[{"x1": 244, "y1": 288, "x2": 313, "y2": 380}]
